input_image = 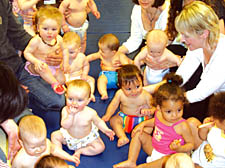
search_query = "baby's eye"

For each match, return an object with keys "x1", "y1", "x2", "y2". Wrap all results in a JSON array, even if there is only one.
[
  {"x1": 68, "y1": 97, "x2": 73, "y2": 101},
  {"x1": 136, "y1": 85, "x2": 140, "y2": 89},
  {"x1": 126, "y1": 88, "x2": 131, "y2": 91},
  {"x1": 177, "y1": 108, "x2": 182, "y2": 113},
  {"x1": 52, "y1": 28, "x2": 57, "y2": 31},
  {"x1": 69, "y1": 51, "x2": 75, "y2": 54},
  {"x1": 166, "y1": 110, "x2": 171, "y2": 114},
  {"x1": 78, "y1": 99, "x2": 83, "y2": 102},
  {"x1": 43, "y1": 27, "x2": 48, "y2": 31}
]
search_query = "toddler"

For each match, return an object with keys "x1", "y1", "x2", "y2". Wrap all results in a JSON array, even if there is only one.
[
  {"x1": 63, "y1": 32, "x2": 95, "y2": 102},
  {"x1": 87, "y1": 33, "x2": 133, "y2": 100},
  {"x1": 18, "y1": 0, "x2": 39, "y2": 36},
  {"x1": 134, "y1": 29, "x2": 182, "y2": 85},
  {"x1": 24, "y1": 5, "x2": 66, "y2": 94},
  {"x1": 35, "y1": 155, "x2": 75, "y2": 168},
  {"x1": 51, "y1": 80, "x2": 115, "y2": 162},
  {"x1": 192, "y1": 92, "x2": 225, "y2": 168},
  {"x1": 114, "y1": 73, "x2": 194, "y2": 168},
  {"x1": 102, "y1": 64, "x2": 153, "y2": 147},
  {"x1": 59, "y1": 0, "x2": 100, "y2": 53},
  {"x1": 12, "y1": 115, "x2": 79, "y2": 168}
]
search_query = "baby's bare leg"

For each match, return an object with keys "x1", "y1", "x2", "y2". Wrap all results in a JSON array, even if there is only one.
[
  {"x1": 74, "y1": 137, "x2": 105, "y2": 159},
  {"x1": 110, "y1": 115, "x2": 129, "y2": 147},
  {"x1": 97, "y1": 74, "x2": 108, "y2": 100},
  {"x1": 187, "y1": 117, "x2": 203, "y2": 150},
  {"x1": 143, "y1": 68, "x2": 148, "y2": 86},
  {"x1": 51, "y1": 130, "x2": 65, "y2": 148},
  {"x1": 113, "y1": 131, "x2": 152, "y2": 168},
  {"x1": 87, "y1": 75, "x2": 96, "y2": 102},
  {"x1": 136, "y1": 155, "x2": 170, "y2": 168},
  {"x1": 80, "y1": 33, "x2": 87, "y2": 53}
]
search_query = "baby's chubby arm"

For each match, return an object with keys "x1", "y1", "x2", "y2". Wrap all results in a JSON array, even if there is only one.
[
  {"x1": 59, "y1": 0, "x2": 71, "y2": 32},
  {"x1": 18, "y1": 0, "x2": 39, "y2": 10},
  {"x1": 60, "y1": 107, "x2": 75, "y2": 129},
  {"x1": 165, "y1": 49, "x2": 182, "y2": 67},
  {"x1": 81, "y1": 55, "x2": 90, "y2": 80},
  {"x1": 87, "y1": 0, "x2": 100, "y2": 19},
  {"x1": 62, "y1": 44, "x2": 71, "y2": 74},
  {"x1": 170, "y1": 121, "x2": 194, "y2": 153},
  {"x1": 86, "y1": 52, "x2": 101, "y2": 62},
  {"x1": 50, "y1": 140, "x2": 80, "y2": 166},
  {"x1": 134, "y1": 46, "x2": 148, "y2": 70},
  {"x1": 102, "y1": 90, "x2": 121, "y2": 122},
  {"x1": 24, "y1": 36, "x2": 47, "y2": 72},
  {"x1": 92, "y1": 110, "x2": 115, "y2": 141}
]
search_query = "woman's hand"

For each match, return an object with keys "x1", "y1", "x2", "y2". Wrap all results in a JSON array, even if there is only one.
[{"x1": 45, "y1": 48, "x2": 63, "y2": 66}]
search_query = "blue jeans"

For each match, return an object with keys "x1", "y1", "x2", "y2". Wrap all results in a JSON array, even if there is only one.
[{"x1": 16, "y1": 64, "x2": 65, "y2": 113}]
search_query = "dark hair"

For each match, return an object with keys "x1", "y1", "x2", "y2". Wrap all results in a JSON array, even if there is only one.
[
  {"x1": 208, "y1": 92, "x2": 225, "y2": 122},
  {"x1": 0, "y1": 62, "x2": 27, "y2": 124},
  {"x1": 117, "y1": 64, "x2": 143, "y2": 88},
  {"x1": 153, "y1": 72, "x2": 188, "y2": 106},
  {"x1": 35, "y1": 155, "x2": 68, "y2": 168},
  {"x1": 132, "y1": 0, "x2": 165, "y2": 8},
  {"x1": 165, "y1": 0, "x2": 183, "y2": 41}
]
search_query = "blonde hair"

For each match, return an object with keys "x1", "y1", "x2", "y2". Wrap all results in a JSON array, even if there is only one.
[
  {"x1": 147, "y1": 29, "x2": 168, "y2": 47},
  {"x1": 165, "y1": 153, "x2": 195, "y2": 168},
  {"x1": 66, "y1": 79, "x2": 91, "y2": 98},
  {"x1": 175, "y1": 1, "x2": 220, "y2": 49},
  {"x1": 35, "y1": 155, "x2": 69, "y2": 168},
  {"x1": 19, "y1": 115, "x2": 46, "y2": 141},
  {"x1": 63, "y1": 32, "x2": 81, "y2": 47},
  {"x1": 98, "y1": 33, "x2": 120, "y2": 51},
  {"x1": 35, "y1": 5, "x2": 63, "y2": 28}
]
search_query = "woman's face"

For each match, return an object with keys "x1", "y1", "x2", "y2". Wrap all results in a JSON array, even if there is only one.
[
  {"x1": 138, "y1": 0, "x2": 155, "y2": 9},
  {"x1": 180, "y1": 33, "x2": 204, "y2": 51}
]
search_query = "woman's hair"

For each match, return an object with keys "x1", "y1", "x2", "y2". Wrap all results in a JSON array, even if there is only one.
[
  {"x1": 132, "y1": 0, "x2": 165, "y2": 8},
  {"x1": 35, "y1": 155, "x2": 69, "y2": 168},
  {"x1": 0, "y1": 62, "x2": 27, "y2": 124},
  {"x1": 165, "y1": 153, "x2": 195, "y2": 168},
  {"x1": 153, "y1": 73, "x2": 188, "y2": 106},
  {"x1": 165, "y1": 0, "x2": 183, "y2": 41},
  {"x1": 208, "y1": 92, "x2": 225, "y2": 122},
  {"x1": 117, "y1": 64, "x2": 143, "y2": 88},
  {"x1": 98, "y1": 33, "x2": 120, "y2": 51},
  {"x1": 175, "y1": 1, "x2": 220, "y2": 49}
]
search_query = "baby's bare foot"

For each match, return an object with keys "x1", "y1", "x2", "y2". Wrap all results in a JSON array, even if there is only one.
[
  {"x1": 101, "y1": 93, "x2": 108, "y2": 100},
  {"x1": 117, "y1": 137, "x2": 129, "y2": 147},
  {"x1": 113, "y1": 160, "x2": 136, "y2": 168},
  {"x1": 90, "y1": 94, "x2": 96, "y2": 102}
]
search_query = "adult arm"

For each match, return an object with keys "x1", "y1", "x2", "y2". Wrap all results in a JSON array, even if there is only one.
[{"x1": 18, "y1": 0, "x2": 39, "y2": 10}]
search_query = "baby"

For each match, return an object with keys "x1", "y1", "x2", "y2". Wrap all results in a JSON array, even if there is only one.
[
  {"x1": 24, "y1": 6, "x2": 65, "y2": 94},
  {"x1": 63, "y1": 32, "x2": 95, "y2": 102},
  {"x1": 51, "y1": 79, "x2": 115, "y2": 162},
  {"x1": 87, "y1": 33, "x2": 133, "y2": 100},
  {"x1": 59, "y1": 0, "x2": 100, "y2": 53},
  {"x1": 134, "y1": 29, "x2": 182, "y2": 85},
  {"x1": 12, "y1": 115, "x2": 79, "y2": 168},
  {"x1": 102, "y1": 64, "x2": 153, "y2": 147}
]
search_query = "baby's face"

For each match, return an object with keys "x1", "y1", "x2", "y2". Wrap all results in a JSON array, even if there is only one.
[
  {"x1": 22, "y1": 136, "x2": 47, "y2": 157},
  {"x1": 121, "y1": 77, "x2": 143, "y2": 98},
  {"x1": 98, "y1": 43, "x2": 115, "y2": 59},
  {"x1": 38, "y1": 18, "x2": 60, "y2": 42},
  {"x1": 147, "y1": 42, "x2": 165, "y2": 58},
  {"x1": 66, "y1": 43, "x2": 81, "y2": 59},
  {"x1": 66, "y1": 86, "x2": 90, "y2": 113}
]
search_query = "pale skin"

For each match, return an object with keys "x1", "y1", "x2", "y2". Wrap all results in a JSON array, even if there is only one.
[
  {"x1": 114, "y1": 100, "x2": 194, "y2": 168},
  {"x1": 102, "y1": 78, "x2": 153, "y2": 147},
  {"x1": 87, "y1": 43, "x2": 133, "y2": 100},
  {"x1": 24, "y1": 18, "x2": 65, "y2": 85},
  {"x1": 63, "y1": 42, "x2": 96, "y2": 102},
  {"x1": 134, "y1": 43, "x2": 181, "y2": 85},
  {"x1": 12, "y1": 138, "x2": 80, "y2": 168},
  {"x1": 51, "y1": 86, "x2": 115, "y2": 161},
  {"x1": 59, "y1": 0, "x2": 100, "y2": 53}
]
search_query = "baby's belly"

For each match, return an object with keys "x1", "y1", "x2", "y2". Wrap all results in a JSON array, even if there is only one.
[{"x1": 67, "y1": 12, "x2": 87, "y2": 27}]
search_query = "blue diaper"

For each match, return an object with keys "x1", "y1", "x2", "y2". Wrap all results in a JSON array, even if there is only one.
[{"x1": 99, "y1": 71, "x2": 118, "y2": 89}]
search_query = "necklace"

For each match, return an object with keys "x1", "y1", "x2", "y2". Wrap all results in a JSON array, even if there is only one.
[
  {"x1": 38, "y1": 33, "x2": 57, "y2": 47},
  {"x1": 146, "y1": 8, "x2": 158, "y2": 23}
]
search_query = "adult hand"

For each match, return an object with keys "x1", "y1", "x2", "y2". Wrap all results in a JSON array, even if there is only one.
[{"x1": 45, "y1": 47, "x2": 63, "y2": 66}]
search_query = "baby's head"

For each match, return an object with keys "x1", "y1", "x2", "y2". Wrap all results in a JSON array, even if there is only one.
[
  {"x1": 117, "y1": 64, "x2": 143, "y2": 97},
  {"x1": 153, "y1": 73, "x2": 188, "y2": 123},
  {"x1": 35, "y1": 155, "x2": 70, "y2": 168},
  {"x1": 65, "y1": 80, "x2": 91, "y2": 112},
  {"x1": 165, "y1": 153, "x2": 195, "y2": 168},
  {"x1": 208, "y1": 92, "x2": 225, "y2": 130},
  {"x1": 98, "y1": 34, "x2": 120, "y2": 58},
  {"x1": 35, "y1": 5, "x2": 63, "y2": 35},
  {"x1": 63, "y1": 32, "x2": 81, "y2": 58},
  {"x1": 19, "y1": 115, "x2": 47, "y2": 156},
  {"x1": 146, "y1": 29, "x2": 168, "y2": 57}
]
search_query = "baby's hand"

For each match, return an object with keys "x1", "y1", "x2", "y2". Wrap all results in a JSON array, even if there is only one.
[
  {"x1": 102, "y1": 115, "x2": 110, "y2": 122},
  {"x1": 34, "y1": 60, "x2": 47, "y2": 72},
  {"x1": 63, "y1": 64, "x2": 71, "y2": 74},
  {"x1": 105, "y1": 129, "x2": 115, "y2": 141},
  {"x1": 62, "y1": 24, "x2": 70, "y2": 33},
  {"x1": 81, "y1": 74, "x2": 88, "y2": 81},
  {"x1": 93, "y1": 10, "x2": 100, "y2": 19},
  {"x1": 131, "y1": 123, "x2": 144, "y2": 138},
  {"x1": 169, "y1": 139, "x2": 181, "y2": 151},
  {"x1": 71, "y1": 155, "x2": 80, "y2": 167}
]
